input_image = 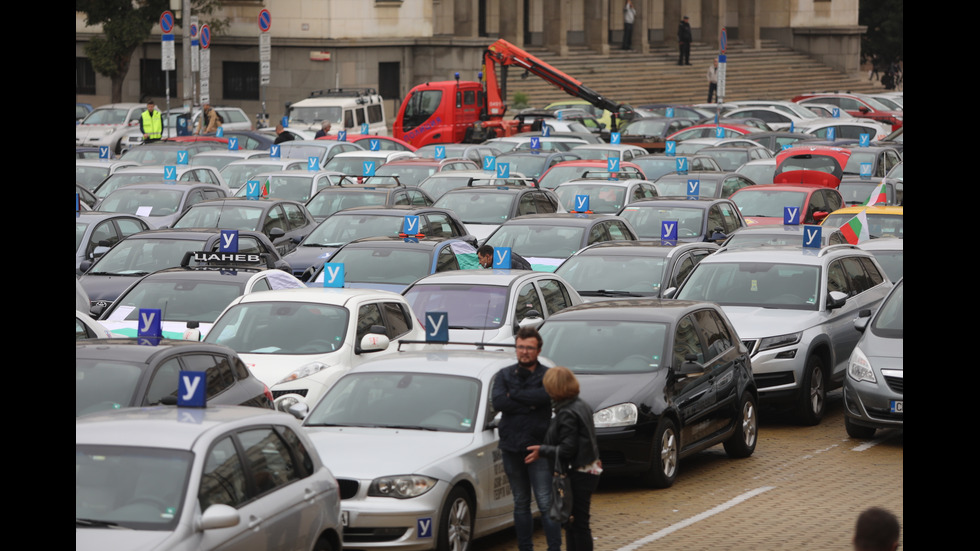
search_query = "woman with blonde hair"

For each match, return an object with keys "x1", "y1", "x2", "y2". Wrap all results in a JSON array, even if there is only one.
[{"x1": 525, "y1": 367, "x2": 602, "y2": 551}]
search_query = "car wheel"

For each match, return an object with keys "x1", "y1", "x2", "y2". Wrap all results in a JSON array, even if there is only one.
[
  {"x1": 642, "y1": 417, "x2": 678, "y2": 488},
  {"x1": 797, "y1": 355, "x2": 826, "y2": 426},
  {"x1": 845, "y1": 416, "x2": 876, "y2": 439},
  {"x1": 312, "y1": 535, "x2": 336, "y2": 551},
  {"x1": 723, "y1": 392, "x2": 758, "y2": 458},
  {"x1": 438, "y1": 487, "x2": 473, "y2": 551}
]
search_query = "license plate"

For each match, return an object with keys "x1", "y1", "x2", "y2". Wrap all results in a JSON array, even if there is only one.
[
  {"x1": 890, "y1": 400, "x2": 902, "y2": 413},
  {"x1": 341, "y1": 510, "x2": 349, "y2": 527}
]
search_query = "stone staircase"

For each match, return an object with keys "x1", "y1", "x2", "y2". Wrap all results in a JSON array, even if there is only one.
[{"x1": 506, "y1": 40, "x2": 882, "y2": 108}]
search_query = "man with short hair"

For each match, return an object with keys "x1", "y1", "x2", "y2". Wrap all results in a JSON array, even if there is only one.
[
  {"x1": 853, "y1": 507, "x2": 900, "y2": 551},
  {"x1": 492, "y1": 327, "x2": 561, "y2": 551},
  {"x1": 314, "y1": 121, "x2": 332, "y2": 139},
  {"x1": 274, "y1": 123, "x2": 295, "y2": 145},
  {"x1": 678, "y1": 15, "x2": 692, "y2": 66},
  {"x1": 140, "y1": 100, "x2": 163, "y2": 142},
  {"x1": 478, "y1": 244, "x2": 532, "y2": 270}
]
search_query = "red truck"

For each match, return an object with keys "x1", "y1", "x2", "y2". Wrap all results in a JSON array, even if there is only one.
[{"x1": 394, "y1": 39, "x2": 628, "y2": 147}]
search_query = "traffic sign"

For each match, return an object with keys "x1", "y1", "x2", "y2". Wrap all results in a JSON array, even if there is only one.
[
  {"x1": 200, "y1": 24, "x2": 211, "y2": 49},
  {"x1": 720, "y1": 27, "x2": 727, "y2": 54},
  {"x1": 258, "y1": 9, "x2": 272, "y2": 32},
  {"x1": 160, "y1": 11, "x2": 175, "y2": 34}
]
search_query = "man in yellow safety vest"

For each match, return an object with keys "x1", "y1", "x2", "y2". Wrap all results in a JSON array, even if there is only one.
[{"x1": 140, "y1": 100, "x2": 163, "y2": 142}]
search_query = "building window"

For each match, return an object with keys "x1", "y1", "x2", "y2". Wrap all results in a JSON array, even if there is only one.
[
  {"x1": 224, "y1": 61, "x2": 260, "y2": 100},
  {"x1": 76, "y1": 58, "x2": 96, "y2": 95},
  {"x1": 140, "y1": 58, "x2": 178, "y2": 100},
  {"x1": 379, "y1": 62, "x2": 400, "y2": 101}
]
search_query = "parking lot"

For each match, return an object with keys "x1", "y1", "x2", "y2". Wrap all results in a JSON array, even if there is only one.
[{"x1": 474, "y1": 391, "x2": 903, "y2": 551}]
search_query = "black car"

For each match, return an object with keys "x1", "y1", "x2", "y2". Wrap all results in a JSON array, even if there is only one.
[
  {"x1": 617, "y1": 197, "x2": 747, "y2": 243},
  {"x1": 78, "y1": 228, "x2": 290, "y2": 313},
  {"x1": 537, "y1": 299, "x2": 758, "y2": 487},
  {"x1": 172, "y1": 197, "x2": 317, "y2": 257},
  {"x1": 555, "y1": 240, "x2": 718, "y2": 300},
  {"x1": 75, "y1": 339, "x2": 273, "y2": 417},
  {"x1": 284, "y1": 205, "x2": 476, "y2": 278}
]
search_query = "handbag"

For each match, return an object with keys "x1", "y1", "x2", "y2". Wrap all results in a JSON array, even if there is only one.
[{"x1": 548, "y1": 452, "x2": 573, "y2": 524}]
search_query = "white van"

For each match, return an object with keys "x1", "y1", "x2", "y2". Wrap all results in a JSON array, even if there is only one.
[{"x1": 285, "y1": 88, "x2": 388, "y2": 136}]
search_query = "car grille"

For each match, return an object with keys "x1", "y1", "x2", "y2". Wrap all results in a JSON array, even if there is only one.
[
  {"x1": 337, "y1": 478, "x2": 359, "y2": 500},
  {"x1": 343, "y1": 527, "x2": 409, "y2": 543},
  {"x1": 271, "y1": 388, "x2": 307, "y2": 399},
  {"x1": 866, "y1": 406, "x2": 903, "y2": 422},
  {"x1": 753, "y1": 371, "x2": 795, "y2": 389},
  {"x1": 884, "y1": 375, "x2": 903, "y2": 394}
]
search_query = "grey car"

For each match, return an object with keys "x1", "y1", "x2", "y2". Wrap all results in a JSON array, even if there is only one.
[
  {"x1": 76, "y1": 405, "x2": 342, "y2": 551},
  {"x1": 674, "y1": 244, "x2": 892, "y2": 424},
  {"x1": 843, "y1": 278, "x2": 903, "y2": 438}
]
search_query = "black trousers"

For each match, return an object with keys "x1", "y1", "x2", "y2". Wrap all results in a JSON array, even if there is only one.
[
  {"x1": 565, "y1": 471, "x2": 600, "y2": 551},
  {"x1": 707, "y1": 82, "x2": 718, "y2": 103},
  {"x1": 679, "y1": 42, "x2": 691, "y2": 65},
  {"x1": 622, "y1": 23, "x2": 634, "y2": 50}
]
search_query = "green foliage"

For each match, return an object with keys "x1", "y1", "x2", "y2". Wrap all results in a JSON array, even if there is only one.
[
  {"x1": 512, "y1": 91, "x2": 530, "y2": 109},
  {"x1": 859, "y1": 0, "x2": 903, "y2": 64}
]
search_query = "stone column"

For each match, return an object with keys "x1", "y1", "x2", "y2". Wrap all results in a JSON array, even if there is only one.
[
  {"x1": 585, "y1": 0, "x2": 610, "y2": 54},
  {"x1": 543, "y1": 0, "x2": 569, "y2": 56},
  {"x1": 454, "y1": 0, "x2": 479, "y2": 37},
  {"x1": 499, "y1": 0, "x2": 524, "y2": 47},
  {"x1": 702, "y1": 0, "x2": 725, "y2": 49},
  {"x1": 738, "y1": 0, "x2": 761, "y2": 49}
]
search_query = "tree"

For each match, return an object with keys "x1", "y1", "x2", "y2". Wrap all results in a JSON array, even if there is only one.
[
  {"x1": 859, "y1": 0, "x2": 903, "y2": 68},
  {"x1": 76, "y1": 0, "x2": 229, "y2": 102}
]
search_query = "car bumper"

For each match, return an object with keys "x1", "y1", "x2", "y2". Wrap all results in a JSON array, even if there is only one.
[
  {"x1": 843, "y1": 371, "x2": 903, "y2": 430},
  {"x1": 742, "y1": 339, "x2": 805, "y2": 399},
  {"x1": 338, "y1": 479, "x2": 448, "y2": 551},
  {"x1": 593, "y1": 423, "x2": 657, "y2": 476}
]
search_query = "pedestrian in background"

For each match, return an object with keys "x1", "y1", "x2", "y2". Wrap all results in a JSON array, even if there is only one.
[
  {"x1": 853, "y1": 507, "x2": 900, "y2": 551},
  {"x1": 492, "y1": 327, "x2": 562, "y2": 551},
  {"x1": 622, "y1": 0, "x2": 636, "y2": 51},
  {"x1": 314, "y1": 121, "x2": 332, "y2": 139},
  {"x1": 526, "y1": 367, "x2": 602, "y2": 551},
  {"x1": 140, "y1": 100, "x2": 162, "y2": 142},
  {"x1": 706, "y1": 58, "x2": 719, "y2": 102},
  {"x1": 678, "y1": 15, "x2": 692, "y2": 66},
  {"x1": 196, "y1": 103, "x2": 222, "y2": 135}
]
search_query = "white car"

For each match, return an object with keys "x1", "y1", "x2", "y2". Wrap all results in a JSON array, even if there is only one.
[
  {"x1": 205, "y1": 288, "x2": 425, "y2": 411},
  {"x1": 76, "y1": 406, "x2": 342, "y2": 551},
  {"x1": 76, "y1": 103, "x2": 145, "y2": 154},
  {"x1": 76, "y1": 309, "x2": 113, "y2": 340},
  {"x1": 301, "y1": 347, "x2": 538, "y2": 551}
]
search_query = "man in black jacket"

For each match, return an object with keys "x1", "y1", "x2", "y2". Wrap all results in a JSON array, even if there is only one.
[
  {"x1": 492, "y1": 327, "x2": 561, "y2": 551},
  {"x1": 678, "y1": 15, "x2": 693, "y2": 66}
]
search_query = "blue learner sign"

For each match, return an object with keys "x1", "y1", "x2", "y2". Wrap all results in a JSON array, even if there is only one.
[
  {"x1": 425, "y1": 312, "x2": 449, "y2": 343},
  {"x1": 220, "y1": 230, "x2": 239, "y2": 252},
  {"x1": 802, "y1": 225, "x2": 822, "y2": 249},
  {"x1": 178, "y1": 371, "x2": 207, "y2": 407},
  {"x1": 493, "y1": 247, "x2": 512, "y2": 269},
  {"x1": 783, "y1": 206, "x2": 801, "y2": 226},
  {"x1": 321, "y1": 263, "x2": 345, "y2": 287}
]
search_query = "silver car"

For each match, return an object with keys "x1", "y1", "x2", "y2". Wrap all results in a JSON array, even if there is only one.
[
  {"x1": 844, "y1": 278, "x2": 903, "y2": 438},
  {"x1": 76, "y1": 405, "x2": 342, "y2": 551},
  {"x1": 301, "y1": 348, "x2": 535, "y2": 551},
  {"x1": 674, "y1": 244, "x2": 891, "y2": 424}
]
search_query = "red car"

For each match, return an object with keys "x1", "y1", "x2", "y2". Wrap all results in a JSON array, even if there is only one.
[
  {"x1": 730, "y1": 184, "x2": 844, "y2": 226},
  {"x1": 773, "y1": 145, "x2": 851, "y2": 188},
  {"x1": 537, "y1": 160, "x2": 646, "y2": 189},
  {"x1": 791, "y1": 93, "x2": 903, "y2": 131},
  {"x1": 316, "y1": 133, "x2": 417, "y2": 153}
]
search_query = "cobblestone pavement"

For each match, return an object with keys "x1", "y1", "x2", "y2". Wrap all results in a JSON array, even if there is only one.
[{"x1": 473, "y1": 390, "x2": 903, "y2": 551}]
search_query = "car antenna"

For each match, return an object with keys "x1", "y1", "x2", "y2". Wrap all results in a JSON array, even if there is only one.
[{"x1": 478, "y1": 298, "x2": 492, "y2": 350}]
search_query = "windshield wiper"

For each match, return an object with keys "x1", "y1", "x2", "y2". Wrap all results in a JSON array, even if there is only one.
[
  {"x1": 76, "y1": 518, "x2": 125, "y2": 529},
  {"x1": 580, "y1": 290, "x2": 647, "y2": 297}
]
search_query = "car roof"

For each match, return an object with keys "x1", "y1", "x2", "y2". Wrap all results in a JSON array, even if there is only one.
[
  {"x1": 76, "y1": 338, "x2": 236, "y2": 364},
  {"x1": 339, "y1": 347, "x2": 519, "y2": 380},
  {"x1": 827, "y1": 205, "x2": 904, "y2": 215},
  {"x1": 546, "y1": 298, "x2": 717, "y2": 323},
  {"x1": 505, "y1": 213, "x2": 619, "y2": 226},
  {"x1": 708, "y1": 243, "x2": 870, "y2": 264},
  {"x1": 569, "y1": 240, "x2": 716, "y2": 258},
  {"x1": 235, "y1": 286, "x2": 406, "y2": 306},
  {"x1": 76, "y1": 405, "x2": 298, "y2": 449},
  {"x1": 857, "y1": 238, "x2": 904, "y2": 251}
]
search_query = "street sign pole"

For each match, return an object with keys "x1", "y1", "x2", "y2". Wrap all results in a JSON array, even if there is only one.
[
  {"x1": 258, "y1": 9, "x2": 271, "y2": 129},
  {"x1": 160, "y1": 11, "x2": 176, "y2": 137},
  {"x1": 200, "y1": 24, "x2": 211, "y2": 105}
]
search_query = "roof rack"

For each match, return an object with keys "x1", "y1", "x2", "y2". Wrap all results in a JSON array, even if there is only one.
[
  {"x1": 307, "y1": 88, "x2": 380, "y2": 103},
  {"x1": 397, "y1": 340, "x2": 516, "y2": 351}
]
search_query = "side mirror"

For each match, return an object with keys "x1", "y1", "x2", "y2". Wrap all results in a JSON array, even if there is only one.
[
  {"x1": 199, "y1": 504, "x2": 241, "y2": 531},
  {"x1": 827, "y1": 290, "x2": 848, "y2": 310},
  {"x1": 515, "y1": 310, "x2": 544, "y2": 333},
  {"x1": 854, "y1": 308, "x2": 872, "y2": 332},
  {"x1": 357, "y1": 329, "x2": 390, "y2": 354},
  {"x1": 269, "y1": 228, "x2": 286, "y2": 239}
]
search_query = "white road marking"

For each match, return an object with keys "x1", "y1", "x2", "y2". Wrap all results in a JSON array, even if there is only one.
[{"x1": 614, "y1": 486, "x2": 775, "y2": 551}]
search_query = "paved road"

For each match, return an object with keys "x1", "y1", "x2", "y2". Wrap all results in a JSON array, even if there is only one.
[{"x1": 473, "y1": 390, "x2": 903, "y2": 550}]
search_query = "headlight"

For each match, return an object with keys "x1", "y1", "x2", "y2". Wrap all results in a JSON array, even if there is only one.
[
  {"x1": 847, "y1": 347, "x2": 875, "y2": 383},
  {"x1": 758, "y1": 332, "x2": 802, "y2": 352},
  {"x1": 368, "y1": 475, "x2": 437, "y2": 498},
  {"x1": 593, "y1": 403, "x2": 637, "y2": 428},
  {"x1": 276, "y1": 361, "x2": 330, "y2": 384}
]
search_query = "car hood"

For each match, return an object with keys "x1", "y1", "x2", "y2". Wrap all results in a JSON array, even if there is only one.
[
  {"x1": 75, "y1": 528, "x2": 175, "y2": 551},
  {"x1": 577, "y1": 370, "x2": 667, "y2": 411},
  {"x1": 239, "y1": 349, "x2": 351, "y2": 387},
  {"x1": 859, "y1": 332, "x2": 904, "y2": 364},
  {"x1": 464, "y1": 224, "x2": 499, "y2": 243},
  {"x1": 284, "y1": 245, "x2": 340, "y2": 272},
  {"x1": 721, "y1": 306, "x2": 823, "y2": 338},
  {"x1": 76, "y1": 125, "x2": 121, "y2": 140},
  {"x1": 304, "y1": 427, "x2": 477, "y2": 480}
]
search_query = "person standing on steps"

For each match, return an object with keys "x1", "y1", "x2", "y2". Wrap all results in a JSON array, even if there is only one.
[
  {"x1": 622, "y1": 0, "x2": 636, "y2": 51},
  {"x1": 678, "y1": 15, "x2": 692, "y2": 66}
]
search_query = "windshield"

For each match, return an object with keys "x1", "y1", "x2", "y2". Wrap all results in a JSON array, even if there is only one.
[
  {"x1": 82, "y1": 108, "x2": 133, "y2": 125},
  {"x1": 174, "y1": 204, "x2": 264, "y2": 231},
  {"x1": 100, "y1": 188, "x2": 184, "y2": 217},
  {"x1": 206, "y1": 301, "x2": 350, "y2": 354},
  {"x1": 401, "y1": 90, "x2": 443, "y2": 132},
  {"x1": 89, "y1": 238, "x2": 206, "y2": 275},
  {"x1": 538, "y1": 165, "x2": 642, "y2": 190},
  {"x1": 307, "y1": 190, "x2": 389, "y2": 219},
  {"x1": 106, "y1": 279, "x2": 246, "y2": 323},
  {"x1": 306, "y1": 372, "x2": 480, "y2": 432},
  {"x1": 76, "y1": 445, "x2": 192, "y2": 530},
  {"x1": 278, "y1": 143, "x2": 328, "y2": 161},
  {"x1": 288, "y1": 106, "x2": 342, "y2": 125},
  {"x1": 76, "y1": 166, "x2": 111, "y2": 191},
  {"x1": 304, "y1": 214, "x2": 403, "y2": 246},
  {"x1": 823, "y1": 213, "x2": 903, "y2": 239},
  {"x1": 556, "y1": 254, "x2": 666, "y2": 295},
  {"x1": 316, "y1": 248, "x2": 432, "y2": 285},
  {"x1": 120, "y1": 148, "x2": 182, "y2": 166},
  {"x1": 403, "y1": 284, "x2": 508, "y2": 329},
  {"x1": 324, "y1": 156, "x2": 385, "y2": 175},
  {"x1": 368, "y1": 165, "x2": 437, "y2": 187},
  {"x1": 838, "y1": 182, "x2": 892, "y2": 206},
  {"x1": 235, "y1": 175, "x2": 314, "y2": 202},
  {"x1": 96, "y1": 173, "x2": 160, "y2": 198},
  {"x1": 435, "y1": 192, "x2": 515, "y2": 224},
  {"x1": 496, "y1": 156, "x2": 549, "y2": 179},
  {"x1": 736, "y1": 163, "x2": 775, "y2": 186},
  {"x1": 619, "y1": 205, "x2": 705, "y2": 239},
  {"x1": 843, "y1": 152, "x2": 878, "y2": 175},
  {"x1": 871, "y1": 279, "x2": 903, "y2": 337},
  {"x1": 191, "y1": 155, "x2": 241, "y2": 171},
  {"x1": 624, "y1": 119, "x2": 668, "y2": 137},
  {"x1": 75, "y1": 360, "x2": 143, "y2": 415},
  {"x1": 677, "y1": 262, "x2": 821, "y2": 310},
  {"x1": 221, "y1": 163, "x2": 289, "y2": 189},
  {"x1": 539, "y1": 320, "x2": 668, "y2": 373},
  {"x1": 571, "y1": 148, "x2": 621, "y2": 161},
  {"x1": 632, "y1": 158, "x2": 680, "y2": 180},
  {"x1": 554, "y1": 184, "x2": 628, "y2": 213},
  {"x1": 732, "y1": 189, "x2": 807, "y2": 218},
  {"x1": 419, "y1": 176, "x2": 475, "y2": 199},
  {"x1": 486, "y1": 224, "x2": 585, "y2": 258},
  {"x1": 702, "y1": 150, "x2": 748, "y2": 171}
]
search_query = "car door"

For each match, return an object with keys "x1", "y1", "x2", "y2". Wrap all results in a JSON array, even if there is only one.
[
  {"x1": 693, "y1": 308, "x2": 742, "y2": 436},
  {"x1": 668, "y1": 314, "x2": 719, "y2": 449},
  {"x1": 476, "y1": 373, "x2": 514, "y2": 520}
]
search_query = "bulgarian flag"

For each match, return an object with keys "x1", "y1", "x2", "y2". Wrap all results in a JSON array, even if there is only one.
[
  {"x1": 262, "y1": 178, "x2": 270, "y2": 197},
  {"x1": 839, "y1": 210, "x2": 870, "y2": 245},
  {"x1": 863, "y1": 178, "x2": 888, "y2": 206}
]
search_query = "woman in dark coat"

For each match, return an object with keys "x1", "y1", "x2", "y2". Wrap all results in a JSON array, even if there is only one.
[{"x1": 525, "y1": 367, "x2": 602, "y2": 551}]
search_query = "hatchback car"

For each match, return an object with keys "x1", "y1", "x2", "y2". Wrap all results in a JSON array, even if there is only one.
[
  {"x1": 821, "y1": 206, "x2": 904, "y2": 240},
  {"x1": 97, "y1": 182, "x2": 230, "y2": 229},
  {"x1": 172, "y1": 198, "x2": 317, "y2": 256},
  {"x1": 76, "y1": 405, "x2": 342, "y2": 551},
  {"x1": 305, "y1": 184, "x2": 435, "y2": 223},
  {"x1": 653, "y1": 172, "x2": 757, "y2": 199},
  {"x1": 205, "y1": 287, "x2": 426, "y2": 411},
  {"x1": 402, "y1": 270, "x2": 583, "y2": 344},
  {"x1": 76, "y1": 212, "x2": 152, "y2": 273},
  {"x1": 553, "y1": 178, "x2": 658, "y2": 214},
  {"x1": 618, "y1": 197, "x2": 746, "y2": 243},
  {"x1": 301, "y1": 348, "x2": 531, "y2": 551},
  {"x1": 434, "y1": 186, "x2": 563, "y2": 242},
  {"x1": 673, "y1": 244, "x2": 892, "y2": 424},
  {"x1": 729, "y1": 184, "x2": 843, "y2": 226},
  {"x1": 537, "y1": 299, "x2": 758, "y2": 487},
  {"x1": 843, "y1": 278, "x2": 903, "y2": 439},
  {"x1": 75, "y1": 339, "x2": 273, "y2": 417}
]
